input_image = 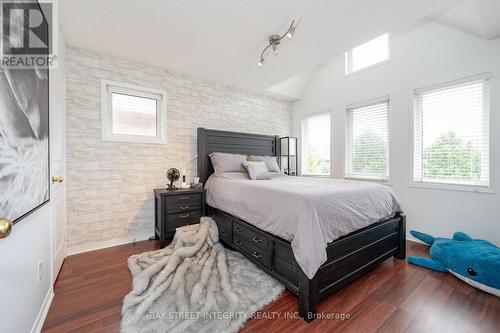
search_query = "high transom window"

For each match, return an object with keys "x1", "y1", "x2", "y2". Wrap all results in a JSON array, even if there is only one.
[{"x1": 345, "y1": 33, "x2": 390, "y2": 75}]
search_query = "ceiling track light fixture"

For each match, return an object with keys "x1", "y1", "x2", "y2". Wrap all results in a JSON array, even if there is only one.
[{"x1": 258, "y1": 19, "x2": 300, "y2": 67}]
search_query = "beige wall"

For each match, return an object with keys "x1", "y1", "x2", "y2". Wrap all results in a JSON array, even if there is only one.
[{"x1": 66, "y1": 46, "x2": 292, "y2": 252}]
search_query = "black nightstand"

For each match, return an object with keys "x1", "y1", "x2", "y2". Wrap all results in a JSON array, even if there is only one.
[{"x1": 154, "y1": 188, "x2": 205, "y2": 248}]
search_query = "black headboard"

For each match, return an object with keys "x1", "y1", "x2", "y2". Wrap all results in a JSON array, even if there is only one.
[{"x1": 197, "y1": 128, "x2": 279, "y2": 184}]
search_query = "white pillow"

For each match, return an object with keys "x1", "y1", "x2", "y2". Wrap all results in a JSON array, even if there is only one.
[
  {"x1": 248, "y1": 155, "x2": 281, "y2": 173},
  {"x1": 244, "y1": 161, "x2": 271, "y2": 180},
  {"x1": 215, "y1": 172, "x2": 250, "y2": 180},
  {"x1": 209, "y1": 152, "x2": 247, "y2": 173}
]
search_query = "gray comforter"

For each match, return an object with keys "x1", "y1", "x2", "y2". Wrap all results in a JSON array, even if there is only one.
[{"x1": 205, "y1": 173, "x2": 401, "y2": 279}]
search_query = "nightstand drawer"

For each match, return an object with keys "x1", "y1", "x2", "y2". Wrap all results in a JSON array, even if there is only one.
[
  {"x1": 166, "y1": 211, "x2": 202, "y2": 231},
  {"x1": 165, "y1": 193, "x2": 202, "y2": 213}
]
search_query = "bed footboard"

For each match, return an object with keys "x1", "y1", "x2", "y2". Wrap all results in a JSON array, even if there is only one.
[{"x1": 299, "y1": 213, "x2": 406, "y2": 321}]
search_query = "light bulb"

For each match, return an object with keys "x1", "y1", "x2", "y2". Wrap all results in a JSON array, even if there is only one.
[
  {"x1": 271, "y1": 44, "x2": 278, "y2": 54},
  {"x1": 257, "y1": 61, "x2": 263, "y2": 67},
  {"x1": 287, "y1": 32, "x2": 293, "y2": 39}
]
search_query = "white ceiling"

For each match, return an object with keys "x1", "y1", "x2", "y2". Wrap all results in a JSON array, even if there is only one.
[
  {"x1": 266, "y1": 66, "x2": 321, "y2": 100},
  {"x1": 432, "y1": 0, "x2": 500, "y2": 40},
  {"x1": 60, "y1": 0, "x2": 459, "y2": 100}
]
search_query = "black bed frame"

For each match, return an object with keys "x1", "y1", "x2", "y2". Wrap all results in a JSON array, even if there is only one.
[{"x1": 197, "y1": 128, "x2": 406, "y2": 322}]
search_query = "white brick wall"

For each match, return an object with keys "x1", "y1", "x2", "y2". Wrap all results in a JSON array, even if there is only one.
[{"x1": 66, "y1": 46, "x2": 292, "y2": 252}]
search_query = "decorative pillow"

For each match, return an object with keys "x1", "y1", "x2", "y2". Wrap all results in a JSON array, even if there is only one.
[
  {"x1": 248, "y1": 155, "x2": 280, "y2": 173},
  {"x1": 215, "y1": 172, "x2": 250, "y2": 180},
  {"x1": 209, "y1": 152, "x2": 247, "y2": 173},
  {"x1": 244, "y1": 161, "x2": 271, "y2": 180}
]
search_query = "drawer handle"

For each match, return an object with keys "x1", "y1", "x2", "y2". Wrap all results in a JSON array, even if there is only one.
[
  {"x1": 234, "y1": 227, "x2": 242, "y2": 232},
  {"x1": 180, "y1": 213, "x2": 189, "y2": 218},
  {"x1": 253, "y1": 236, "x2": 262, "y2": 243},
  {"x1": 221, "y1": 231, "x2": 227, "y2": 235},
  {"x1": 179, "y1": 196, "x2": 189, "y2": 200},
  {"x1": 252, "y1": 251, "x2": 262, "y2": 259},
  {"x1": 234, "y1": 239, "x2": 242, "y2": 246},
  {"x1": 180, "y1": 206, "x2": 189, "y2": 210}
]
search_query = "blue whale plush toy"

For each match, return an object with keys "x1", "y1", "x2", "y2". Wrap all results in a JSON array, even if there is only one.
[{"x1": 408, "y1": 230, "x2": 500, "y2": 297}]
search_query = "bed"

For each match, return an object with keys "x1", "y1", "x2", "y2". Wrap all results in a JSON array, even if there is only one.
[{"x1": 197, "y1": 128, "x2": 406, "y2": 321}]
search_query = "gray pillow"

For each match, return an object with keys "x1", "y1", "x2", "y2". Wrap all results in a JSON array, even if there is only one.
[
  {"x1": 209, "y1": 152, "x2": 247, "y2": 173},
  {"x1": 248, "y1": 155, "x2": 281, "y2": 173},
  {"x1": 244, "y1": 161, "x2": 271, "y2": 180}
]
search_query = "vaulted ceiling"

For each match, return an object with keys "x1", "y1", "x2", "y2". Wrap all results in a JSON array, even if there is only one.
[
  {"x1": 431, "y1": 0, "x2": 500, "y2": 40},
  {"x1": 61, "y1": 0, "x2": 462, "y2": 100}
]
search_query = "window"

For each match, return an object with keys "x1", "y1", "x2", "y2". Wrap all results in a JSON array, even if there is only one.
[
  {"x1": 345, "y1": 33, "x2": 389, "y2": 75},
  {"x1": 345, "y1": 97, "x2": 389, "y2": 181},
  {"x1": 302, "y1": 113, "x2": 331, "y2": 175},
  {"x1": 413, "y1": 74, "x2": 490, "y2": 188},
  {"x1": 101, "y1": 80, "x2": 166, "y2": 144}
]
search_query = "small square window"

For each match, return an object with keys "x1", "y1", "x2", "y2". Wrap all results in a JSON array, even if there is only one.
[
  {"x1": 345, "y1": 33, "x2": 390, "y2": 75},
  {"x1": 111, "y1": 93, "x2": 157, "y2": 136},
  {"x1": 101, "y1": 80, "x2": 166, "y2": 144}
]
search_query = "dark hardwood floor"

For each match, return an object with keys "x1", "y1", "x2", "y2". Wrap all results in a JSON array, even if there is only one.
[{"x1": 42, "y1": 241, "x2": 499, "y2": 333}]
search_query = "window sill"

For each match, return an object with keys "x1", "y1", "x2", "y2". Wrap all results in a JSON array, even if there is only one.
[
  {"x1": 409, "y1": 181, "x2": 495, "y2": 194},
  {"x1": 345, "y1": 177, "x2": 392, "y2": 186},
  {"x1": 302, "y1": 174, "x2": 331, "y2": 178},
  {"x1": 345, "y1": 58, "x2": 391, "y2": 78},
  {"x1": 101, "y1": 134, "x2": 164, "y2": 145}
]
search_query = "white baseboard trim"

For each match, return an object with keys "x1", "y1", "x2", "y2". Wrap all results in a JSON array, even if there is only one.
[
  {"x1": 32, "y1": 286, "x2": 54, "y2": 333},
  {"x1": 406, "y1": 235, "x2": 427, "y2": 245},
  {"x1": 67, "y1": 232, "x2": 153, "y2": 256}
]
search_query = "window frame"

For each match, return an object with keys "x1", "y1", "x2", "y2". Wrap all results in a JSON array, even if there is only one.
[
  {"x1": 101, "y1": 79, "x2": 167, "y2": 144},
  {"x1": 410, "y1": 73, "x2": 494, "y2": 193},
  {"x1": 345, "y1": 96, "x2": 390, "y2": 182},
  {"x1": 301, "y1": 112, "x2": 332, "y2": 177},
  {"x1": 345, "y1": 33, "x2": 391, "y2": 76}
]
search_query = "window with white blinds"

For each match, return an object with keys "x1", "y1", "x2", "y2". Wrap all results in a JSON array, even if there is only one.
[
  {"x1": 413, "y1": 74, "x2": 490, "y2": 187},
  {"x1": 345, "y1": 98, "x2": 389, "y2": 181},
  {"x1": 302, "y1": 113, "x2": 331, "y2": 176}
]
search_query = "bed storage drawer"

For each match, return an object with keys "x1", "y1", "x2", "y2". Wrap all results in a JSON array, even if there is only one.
[
  {"x1": 212, "y1": 212, "x2": 232, "y2": 243},
  {"x1": 232, "y1": 236, "x2": 270, "y2": 268},
  {"x1": 232, "y1": 220, "x2": 269, "y2": 253}
]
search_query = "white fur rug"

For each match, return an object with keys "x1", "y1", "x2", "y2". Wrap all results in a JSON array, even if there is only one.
[{"x1": 121, "y1": 217, "x2": 284, "y2": 333}]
